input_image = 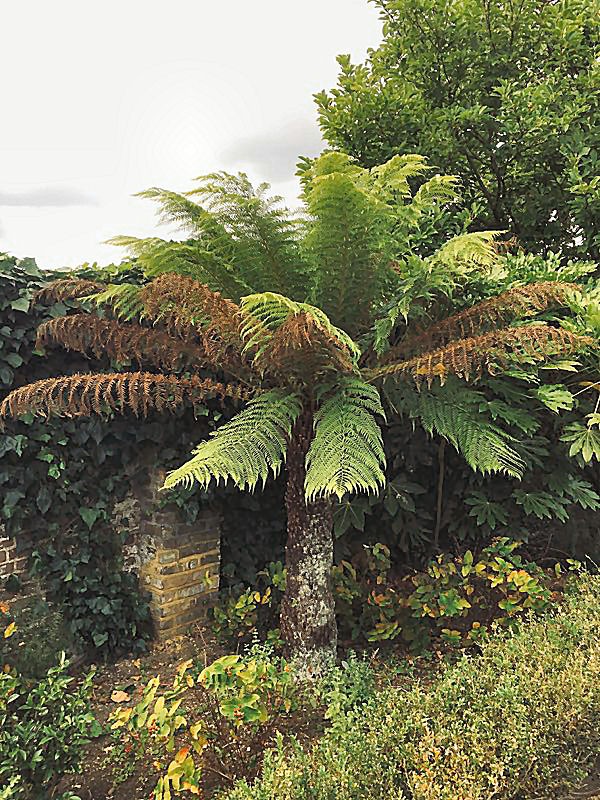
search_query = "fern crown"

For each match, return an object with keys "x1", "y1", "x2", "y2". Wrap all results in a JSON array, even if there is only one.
[{"x1": 2, "y1": 152, "x2": 596, "y2": 501}]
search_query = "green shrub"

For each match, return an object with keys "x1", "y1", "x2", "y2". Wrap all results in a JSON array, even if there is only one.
[
  {"x1": 0, "y1": 654, "x2": 98, "y2": 798},
  {"x1": 226, "y1": 573, "x2": 600, "y2": 800},
  {"x1": 0, "y1": 592, "x2": 77, "y2": 680}
]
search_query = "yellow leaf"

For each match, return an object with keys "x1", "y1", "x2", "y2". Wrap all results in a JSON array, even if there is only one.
[
  {"x1": 3, "y1": 622, "x2": 16, "y2": 639},
  {"x1": 191, "y1": 738, "x2": 207, "y2": 754},
  {"x1": 182, "y1": 782, "x2": 201, "y2": 795},
  {"x1": 177, "y1": 659, "x2": 194, "y2": 676},
  {"x1": 189, "y1": 722, "x2": 203, "y2": 740}
]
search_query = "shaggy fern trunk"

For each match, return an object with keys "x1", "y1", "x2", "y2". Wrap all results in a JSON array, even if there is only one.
[{"x1": 280, "y1": 410, "x2": 337, "y2": 677}]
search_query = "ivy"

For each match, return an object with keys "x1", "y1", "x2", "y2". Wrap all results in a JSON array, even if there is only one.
[{"x1": 0, "y1": 255, "x2": 222, "y2": 657}]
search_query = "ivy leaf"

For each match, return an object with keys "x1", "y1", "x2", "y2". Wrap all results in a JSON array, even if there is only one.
[
  {"x1": 79, "y1": 506, "x2": 101, "y2": 530},
  {"x1": 10, "y1": 296, "x2": 31, "y2": 313},
  {"x1": 36, "y1": 486, "x2": 52, "y2": 515},
  {"x1": 2, "y1": 489, "x2": 25, "y2": 514},
  {"x1": 93, "y1": 631, "x2": 109, "y2": 648},
  {"x1": 4, "y1": 352, "x2": 24, "y2": 368}
]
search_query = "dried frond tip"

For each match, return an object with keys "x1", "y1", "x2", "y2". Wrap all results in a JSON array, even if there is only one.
[
  {"x1": 34, "y1": 278, "x2": 106, "y2": 304},
  {"x1": 387, "y1": 281, "x2": 580, "y2": 361},
  {"x1": 0, "y1": 372, "x2": 253, "y2": 422},
  {"x1": 36, "y1": 315, "x2": 210, "y2": 372}
]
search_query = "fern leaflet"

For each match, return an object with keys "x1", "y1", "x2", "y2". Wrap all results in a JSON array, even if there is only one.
[
  {"x1": 305, "y1": 379, "x2": 386, "y2": 501},
  {"x1": 163, "y1": 390, "x2": 302, "y2": 491}
]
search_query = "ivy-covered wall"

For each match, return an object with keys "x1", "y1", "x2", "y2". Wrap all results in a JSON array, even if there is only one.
[{"x1": 0, "y1": 255, "x2": 226, "y2": 654}]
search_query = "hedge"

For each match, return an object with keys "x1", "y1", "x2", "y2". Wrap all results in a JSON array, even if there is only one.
[{"x1": 226, "y1": 574, "x2": 600, "y2": 800}]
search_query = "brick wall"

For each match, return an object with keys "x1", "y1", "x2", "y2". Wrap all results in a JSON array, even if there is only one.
[
  {"x1": 2, "y1": 464, "x2": 222, "y2": 640},
  {"x1": 139, "y1": 510, "x2": 220, "y2": 638},
  {"x1": 0, "y1": 524, "x2": 31, "y2": 581},
  {"x1": 118, "y1": 464, "x2": 221, "y2": 639}
]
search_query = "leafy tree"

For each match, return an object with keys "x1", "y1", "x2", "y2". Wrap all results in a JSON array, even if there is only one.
[
  {"x1": 1, "y1": 153, "x2": 596, "y2": 673},
  {"x1": 316, "y1": 0, "x2": 600, "y2": 258}
]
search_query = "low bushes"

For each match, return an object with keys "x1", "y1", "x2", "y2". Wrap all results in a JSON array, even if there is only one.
[
  {"x1": 213, "y1": 540, "x2": 568, "y2": 655},
  {"x1": 226, "y1": 573, "x2": 600, "y2": 800},
  {"x1": 0, "y1": 653, "x2": 98, "y2": 798},
  {"x1": 108, "y1": 645, "x2": 298, "y2": 798}
]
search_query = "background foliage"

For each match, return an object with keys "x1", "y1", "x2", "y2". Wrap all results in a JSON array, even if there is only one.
[{"x1": 317, "y1": 0, "x2": 600, "y2": 259}]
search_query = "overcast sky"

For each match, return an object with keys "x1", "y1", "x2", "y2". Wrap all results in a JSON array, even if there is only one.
[{"x1": 1, "y1": 1, "x2": 382, "y2": 270}]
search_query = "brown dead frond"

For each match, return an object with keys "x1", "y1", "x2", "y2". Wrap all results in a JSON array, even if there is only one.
[
  {"x1": 0, "y1": 372, "x2": 253, "y2": 423},
  {"x1": 254, "y1": 312, "x2": 355, "y2": 379},
  {"x1": 388, "y1": 282, "x2": 578, "y2": 361},
  {"x1": 369, "y1": 325, "x2": 590, "y2": 388},
  {"x1": 34, "y1": 278, "x2": 106, "y2": 304},
  {"x1": 36, "y1": 315, "x2": 209, "y2": 372},
  {"x1": 141, "y1": 274, "x2": 243, "y2": 346}
]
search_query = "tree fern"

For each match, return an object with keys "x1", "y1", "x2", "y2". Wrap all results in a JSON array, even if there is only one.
[
  {"x1": 393, "y1": 282, "x2": 579, "y2": 359},
  {"x1": 366, "y1": 153, "x2": 432, "y2": 204},
  {"x1": 409, "y1": 174, "x2": 461, "y2": 217},
  {"x1": 305, "y1": 378, "x2": 386, "y2": 501},
  {"x1": 34, "y1": 277, "x2": 105, "y2": 304},
  {"x1": 187, "y1": 172, "x2": 309, "y2": 298},
  {"x1": 301, "y1": 153, "x2": 386, "y2": 332},
  {"x1": 36, "y1": 315, "x2": 206, "y2": 372},
  {"x1": 107, "y1": 235, "x2": 248, "y2": 300},
  {"x1": 87, "y1": 283, "x2": 146, "y2": 322},
  {"x1": 370, "y1": 324, "x2": 589, "y2": 386},
  {"x1": 3, "y1": 150, "x2": 599, "y2": 665},
  {"x1": 0, "y1": 372, "x2": 250, "y2": 422},
  {"x1": 162, "y1": 390, "x2": 302, "y2": 491}
]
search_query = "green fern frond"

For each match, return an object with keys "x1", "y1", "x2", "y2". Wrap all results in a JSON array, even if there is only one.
[
  {"x1": 135, "y1": 187, "x2": 206, "y2": 232},
  {"x1": 108, "y1": 234, "x2": 247, "y2": 299},
  {"x1": 301, "y1": 158, "x2": 386, "y2": 332},
  {"x1": 409, "y1": 174, "x2": 461, "y2": 215},
  {"x1": 398, "y1": 382, "x2": 525, "y2": 478},
  {"x1": 186, "y1": 171, "x2": 309, "y2": 298},
  {"x1": 432, "y1": 231, "x2": 500, "y2": 270},
  {"x1": 305, "y1": 378, "x2": 386, "y2": 501},
  {"x1": 162, "y1": 390, "x2": 302, "y2": 492},
  {"x1": 367, "y1": 154, "x2": 431, "y2": 201},
  {"x1": 240, "y1": 292, "x2": 361, "y2": 363},
  {"x1": 87, "y1": 283, "x2": 145, "y2": 321}
]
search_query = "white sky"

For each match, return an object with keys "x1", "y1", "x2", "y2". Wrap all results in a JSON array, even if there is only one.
[{"x1": 0, "y1": 1, "x2": 382, "y2": 270}]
